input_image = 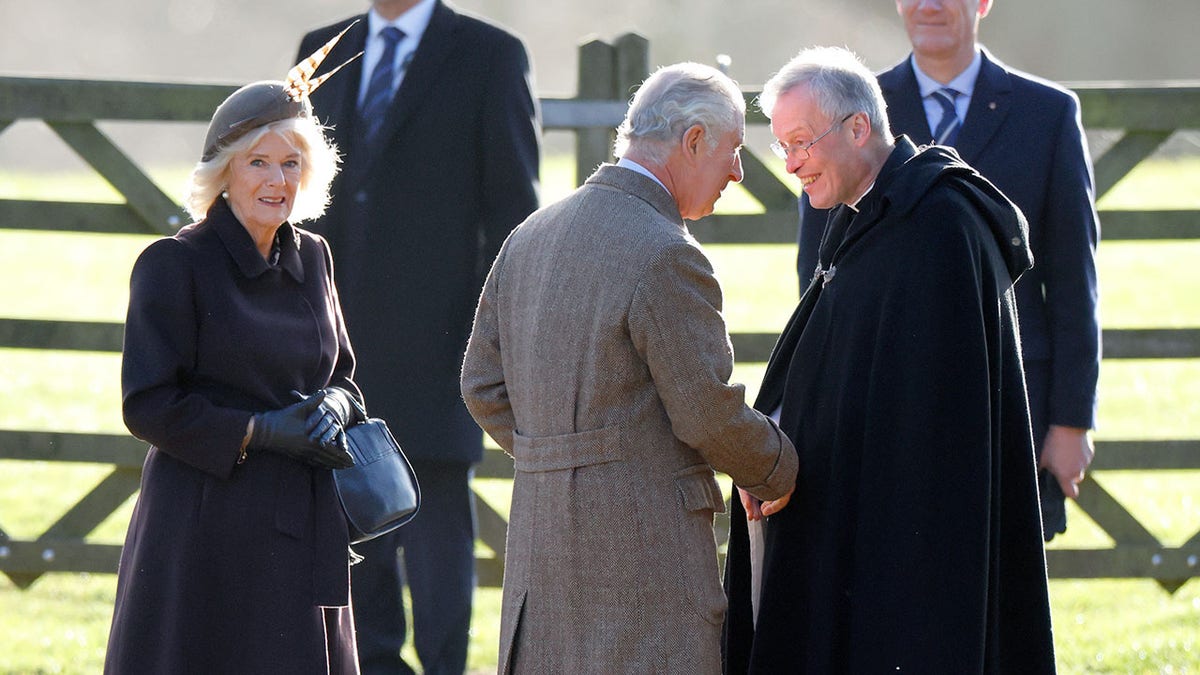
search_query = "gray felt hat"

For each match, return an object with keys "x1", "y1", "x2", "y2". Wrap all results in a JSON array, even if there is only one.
[
  {"x1": 199, "y1": 21, "x2": 361, "y2": 162},
  {"x1": 200, "y1": 81, "x2": 313, "y2": 162}
]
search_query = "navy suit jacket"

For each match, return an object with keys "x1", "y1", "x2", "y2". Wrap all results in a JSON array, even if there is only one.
[
  {"x1": 799, "y1": 49, "x2": 1099, "y2": 430},
  {"x1": 298, "y1": 2, "x2": 540, "y2": 463}
]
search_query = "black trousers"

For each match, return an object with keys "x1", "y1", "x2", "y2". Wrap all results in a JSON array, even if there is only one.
[{"x1": 351, "y1": 460, "x2": 477, "y2": 675}]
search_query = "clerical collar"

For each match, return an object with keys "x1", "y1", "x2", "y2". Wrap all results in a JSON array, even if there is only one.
[
  {"x1": 813, "y1": 181, "x2": 877, "y2": 289},
  {"x1": 848, "y1": 182, "x2": 875, "y2": 211}
]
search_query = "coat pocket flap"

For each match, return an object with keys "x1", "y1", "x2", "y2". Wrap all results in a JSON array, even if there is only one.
[
  {"x1": 674, "y1": 465, "x2": 726, "y2": 513},
  {"x1": 512, "y1": 426, "x2": 622, "y2": 473}
]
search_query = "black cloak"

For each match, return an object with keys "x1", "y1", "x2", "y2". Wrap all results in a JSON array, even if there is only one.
[{"x1": 723, "y1": 137, "x2": 1056, "y2": 673}]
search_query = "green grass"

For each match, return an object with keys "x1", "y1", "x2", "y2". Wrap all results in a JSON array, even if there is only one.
[{"x1": 2, "y1": 155, "x2": 1199, "y2": 673}]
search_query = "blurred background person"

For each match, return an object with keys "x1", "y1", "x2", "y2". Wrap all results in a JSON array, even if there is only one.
[
  {"x1": 797, "y1": 0, "x2": 1100, "y2": 540},
  {"x1": 105, "y1": 75, "x2": 364, "y2": 673},
  {"x1": 296, "y1": 0, "x2": 541, "y2": 672}
]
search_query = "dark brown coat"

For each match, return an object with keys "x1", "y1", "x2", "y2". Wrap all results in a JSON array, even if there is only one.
[{"x1": 105, "y1": 198, "x2": 360, "y2": 674}]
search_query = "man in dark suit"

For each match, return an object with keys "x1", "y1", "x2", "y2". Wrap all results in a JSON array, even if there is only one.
[
  {"x1": 797, "y1": 0, "x2": 1099, "y2": 540},
  {"x1": 297, "y1": 1, "x2": 540, "y2": 672}
]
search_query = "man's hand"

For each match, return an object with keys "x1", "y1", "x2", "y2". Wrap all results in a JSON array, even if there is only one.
[
  {"x1": 1040, "y1": 425, "x2": 1094, "y2": 499},
  {"x1": 738, "y1": 485, "x2": 795, "y2": 521}
]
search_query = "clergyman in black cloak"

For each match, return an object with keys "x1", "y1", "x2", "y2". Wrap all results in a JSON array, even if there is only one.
[{"x1": 723, "y1": 46, "x2": 1056, "y2": 674}]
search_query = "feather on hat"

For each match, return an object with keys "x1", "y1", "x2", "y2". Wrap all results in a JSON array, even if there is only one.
[{"x1": 200, "y1": 22, "x2": 361, "y2": 161}]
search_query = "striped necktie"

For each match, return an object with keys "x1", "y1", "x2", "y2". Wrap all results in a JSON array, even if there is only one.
[
  {"x1": 931, "y1": 88, "x2": 961, "y2": 146},
  {"x1": 360, "y1": 26, "x2": 405, "y2": 143}
]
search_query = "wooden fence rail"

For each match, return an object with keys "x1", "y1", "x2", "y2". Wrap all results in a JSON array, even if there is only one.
[{"x1": 1, "y1": 35, "x2": 1198, "y2": 592}]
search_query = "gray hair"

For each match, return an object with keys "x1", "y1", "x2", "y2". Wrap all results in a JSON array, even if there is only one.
[
  {"x1": 759, "y1": 46, "x2": 892, "y2": 144},
  {"x1": 182, "y1": 116, "x2": 340, "y2": 223},
  {"x1": 614, "y1": 62, "x2": 746, "y2": 164}
]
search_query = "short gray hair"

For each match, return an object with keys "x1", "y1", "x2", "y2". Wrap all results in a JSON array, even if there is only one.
[
  {"x1": 182, "y1": 116, "x2": 340, "y2": 223},
  {"x1": 759, "y1": 46, "x2": 892, "y2": 144},
  {"x1": 614, "y1": 62, "x2": 746, "y2": 164}
]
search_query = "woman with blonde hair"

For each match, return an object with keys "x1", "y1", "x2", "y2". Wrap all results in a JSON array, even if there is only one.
[{"x1": 105, "y1": 36, "x2": 369, "y2": 674}]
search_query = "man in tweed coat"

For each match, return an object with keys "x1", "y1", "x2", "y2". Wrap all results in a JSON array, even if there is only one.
[{"x1": 461, "y1": 63, "x2": 799, "y2": 673}]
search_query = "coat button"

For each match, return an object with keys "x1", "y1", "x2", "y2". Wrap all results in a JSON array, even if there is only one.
[
  {"x1": 1011, "y1": 236, "x2": 1022, "y2": 246},
  {"x1": 355, "y1": 191, "x2": 368, "y2": 204}
]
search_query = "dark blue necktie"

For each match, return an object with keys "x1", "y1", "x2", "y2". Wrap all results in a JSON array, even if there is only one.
[
  {"x1": 360, "y1": 26, "x2": 405, "y2": 143},
  {"x1": 931, "y1": 88, "x2": 961, "y2": 146}
]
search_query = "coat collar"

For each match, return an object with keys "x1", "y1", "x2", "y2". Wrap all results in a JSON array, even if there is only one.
[
  {"x1": 854, "y1": 136, "x2": 920, "y2": 221},
  {"x1": 867, "y1": 137, "x2": 1032, "y2": 281},
  {"x1": 207, "y1": 197, "x2": 305, "y2": 283},
  {"x1": 954, "y1": 47, "x2": 1013, "y2": 162},
  {"x1": 586, "y1": 163, "x2": 685, "y2": 228},
  {"x1": 818, "y1": 136, "x2": 921, "y2": 267}
]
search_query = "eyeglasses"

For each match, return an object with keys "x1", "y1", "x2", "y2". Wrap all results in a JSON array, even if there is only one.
[{"x1": 769, "y1": 113, "x2": 855, "y2": 161}]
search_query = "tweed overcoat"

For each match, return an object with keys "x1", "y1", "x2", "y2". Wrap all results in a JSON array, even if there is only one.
[{"x1": 461, "y1": 165, "x2": 798, "y2": 674}]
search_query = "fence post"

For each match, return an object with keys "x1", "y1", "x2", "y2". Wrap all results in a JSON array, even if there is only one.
[
  {"x1": 573, "y1": 33, "x2": 648, "y2": 186},
  {"x1": 575, "y1": 39, "x2": 615, "y2": 185},
  {"x1": 612, "y1": 33, "x2": 649, "y2": 103}
]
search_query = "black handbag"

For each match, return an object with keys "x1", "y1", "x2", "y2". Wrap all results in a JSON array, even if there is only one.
[{"x1": 334, "y1": 414, "x2": 421, "y2": 544}]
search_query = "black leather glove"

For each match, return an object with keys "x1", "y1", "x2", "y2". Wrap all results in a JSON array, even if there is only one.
[
  {"x1": 248, "y1": 393, "x2": 355, "y2": 470},
  {"x1": 293, "y1": 387, "x2": 364, "y2": 450},
  {"x1": 309, "y1": 387, "x2": 364, "y2": 429}
]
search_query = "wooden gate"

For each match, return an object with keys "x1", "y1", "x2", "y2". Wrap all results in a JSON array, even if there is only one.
[{"x1": 1, "y1": 35, "x2": 1198, "y2": 591}]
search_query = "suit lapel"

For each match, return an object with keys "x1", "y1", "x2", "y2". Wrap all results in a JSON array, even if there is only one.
[
  {"x1": 955, "y1": 49, "x2": 1013, "y2": 164},
  {"x1": 879, "y1": 60, "x2": 934, "y2": 143}
]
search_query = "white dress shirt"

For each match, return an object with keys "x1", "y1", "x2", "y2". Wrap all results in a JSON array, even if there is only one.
[
  {"x1": 910, "y1": 49, "x2": 982, "y2": 138},
  {"x1": 615, "y1": 156, "x2": 670, "y2": 195},
  {"x1": 358, "y1": 0, "x2": 437, "y2": 108}
]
